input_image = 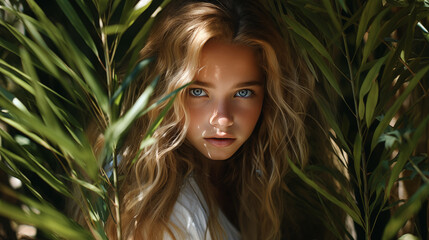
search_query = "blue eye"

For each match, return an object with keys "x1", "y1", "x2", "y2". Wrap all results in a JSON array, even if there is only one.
[
  {"x1": 189, "y1": 88, "x2": 207, "y2": 97},
  {"x1": 235, "y1": 89, "x2": 253, "y2": 98}
]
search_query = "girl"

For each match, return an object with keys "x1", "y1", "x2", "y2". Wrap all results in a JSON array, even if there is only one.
[{"x1": 106, "y1": 0, "x2": 324, "y2": 239}]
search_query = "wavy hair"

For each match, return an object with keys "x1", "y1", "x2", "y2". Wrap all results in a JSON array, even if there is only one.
[{"x1": 106, "y1": 0, "x2": 315, "y2": 239}]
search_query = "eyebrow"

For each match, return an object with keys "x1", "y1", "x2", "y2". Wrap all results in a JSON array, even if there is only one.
[{"x1": 192, "y1": 80, "x2": 263, "y2": 88}]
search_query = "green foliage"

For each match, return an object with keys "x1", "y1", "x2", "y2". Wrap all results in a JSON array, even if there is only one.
[
  {"x1": 269, "y1": 0, "x2": 429, "y2": 239},
  {"x1": 0, "y1": 0, "x2": 428, "y2": 239},
  {"x1": 0, "y1": 0, "x2": 172, "y2": 239}
]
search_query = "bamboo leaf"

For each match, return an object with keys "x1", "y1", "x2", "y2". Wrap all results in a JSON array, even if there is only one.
[
  {"x1": 314, "y1": 96, "x2": 351, "y2": 154},
  {"x1": 0, "y1": 59, "x2": 34, "y2": 94},
  {"x1": 358, "y1": 56, "x2": 388, "y2": 121},
  {"x1": 54, "y1": 0, "x2": 98, "y2": 56},
  {"x1": 361, "y1": 8, "x2": 390, "y2": 65},
  {"x1": 0, "y1": 147, "x2": 71, "y2": 197},
  {"x1": 123, "y1": 0, "x2": 172, "y2": 63},
  {"x1": 0, "y1": 149, "x2": 44, "y2": 201},
  {"x1": 358, "y1": 97, "x2": 366, "y2": 121},
  {"x1": 385, "y1": 115, "x2": 429, "y2": 198},
  {"x1": 322, "y1": 0, "x2": 342, "y2": 32},
  {"x1": 287, "y1": 158, "x2": 363, "y2": 227},
  {"x1": 20, "y1": 47, "x2": 59, "y2": 130},
  {"x1": 306, "y1": 47, "x2": 343, "y2": 98},
  {"x1": 371, "y1": 65, "x2": 429, "y2": 149},
  {"x1": 365, "y1": 80, "x2": 379, "y2": 127},
  {"x1": 337, "y1": 0, "x2": 349, "y2": 14},
  {"x1": 0, "y1": 116, "x2": 60, "y2": 154},
  {"x1": 356, "y1": 0, "x2": 383, "y2": 48},
  {"x1": 102, "y1": 24, "x2": 128, "y2": 35},
  {"x1": 68, "y1": 177, "x2": 104, "y2": 198},
  {"x1": 382, "y1": 183, "x2": 429, "y2": 240},
  {"x1": 104, "y1": 76, "x2": 159, "y2": 151},
  {"x1": 0, "y1": 97, "x2": 98, "y2": 179},
  {"x1": 110, "y1": 57, "x2": 154, "y2": 104},
  {"x1": 281, "y1": 15, "x2": 334, "y2": 62},
  {"x1": 0, "y1": 186, "x2": 92, "y2": 240},
  {"x1": 353, "y1": 134, "x2": 362, "y2": 186},
  {"x1": 74, "y1": 0, "x2": 94, "y2": 21}
]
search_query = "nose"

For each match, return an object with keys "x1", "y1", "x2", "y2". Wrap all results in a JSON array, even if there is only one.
[{"x1": 209, "y1": 101, "x2": 233, "y2": 128}]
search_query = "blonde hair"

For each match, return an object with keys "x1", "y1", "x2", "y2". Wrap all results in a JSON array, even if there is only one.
[{"x1": 106, "y1": 0, "x2": 315, "y2": 239}]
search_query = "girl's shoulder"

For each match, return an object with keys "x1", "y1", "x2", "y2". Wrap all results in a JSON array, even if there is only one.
[
  {"x1": 168, "y1": 177, "x2": 241, "y2": 240},
  {"x1": 167, "y1": 177, "x2": 209, "y2": 239}
]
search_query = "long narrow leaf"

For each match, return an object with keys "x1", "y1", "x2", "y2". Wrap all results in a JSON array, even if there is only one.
[
  {"x1": 382, "y1": 183, "x2": 429, "y2": 240},
  {"x1": 48, "y1": 0, "x2": 98, "y2": 56},
  {"x1": 371, "y1": 65, "x2": 429, "y2": 149},
  {"x1": 0, "y1": 186, "x2": 92, "y2": 240},
  {"x1": 287, "y1": 158, "x2": 363, "y2": 227},
  {"x1": 385, "y1": 115, "x2": 429, "y2": 198}
]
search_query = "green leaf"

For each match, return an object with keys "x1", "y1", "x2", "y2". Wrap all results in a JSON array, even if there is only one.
[
  {"x1": 0, "y1": 186, "x2": 92, "y2": 240},
  {"x1": 365, "y1": 80, "x2": 379, "y2": 126},
  {"x1": 386, "y1": 0, "x2": 410, "y2": 7},
  {"x1": 54, "y1": 0, "x2": 98, "y2": 56},
  {"x1": 314, "y1": 96, "x2": 351, "y2": 154},
  {"x1": 337, "y1": 0, "x2": 350, "y2": 14},
  {"x1": 287, "y1": 158, "x2": 363, "y2": 227},
  {"x1": 385, "y1": 115, "x2": 429, "y2": 198},
  {"x1": 20, "y1": 48, "x2": 59, "y2": 130},
  {"x1": 0, "y1": 147, "x2": 71, "y2": 197},
  {"x1": 68, "y1": 176, "x2": 104, "y2": 198},
  {"x1": 358, "y1": 56, "x2": 388, "y2": 121},
  {"x1": 282, "y1": 15, "x2": 334, "y2": 62},
  {"x1": 306, "y1": 47, "x2": 343, "y2": 98},
  {"x1": 361, "y1": 8, "x2": 390, "y2": 65},
  {"x1": 382, "y1": 183, "x2": 429, "y2": 240},
  {"x1": 104, "y1": 76, "x2": 159, "y2": 151},
  {"x1": 417, "y1": 22, "x2": 429, "y2": 43},
  {"x1": 102, "y1": 24, "x2": 128, "y2": 35},
  {"x1": 356, "y1": 0, "x2": 383, "y2": 48},
  {"x1": 0, "y1": 97, "x2": 98, "y2": 179},
  {"x1": 371, "y1": 65, "x2": 429, "y2": 149},
  {"x1": 353, "y1": 134, "x2": 362, "y2": 186},
  {"x1": 74, "y1": 0, "x2": 94, "y2": 21},
  {"x1": 322, "y1": 0, "x2": 342, "y2": 32},
  {"x1": 0, "y1": 147, "x2": 44, "y2": 201},
  {"x1": 110, "y1": 57, "x2": 154, "y2": 104},
  {"x1": 0, "y1": 116, "x2": 60, "y2": 154},
  {"x1": 0, "y1": 59, "x2": 34, "y2": 94}
]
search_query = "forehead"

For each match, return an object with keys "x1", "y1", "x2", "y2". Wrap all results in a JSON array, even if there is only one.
[{"x1": 197, "y1": 40, "x2": 262, "y2": 83}]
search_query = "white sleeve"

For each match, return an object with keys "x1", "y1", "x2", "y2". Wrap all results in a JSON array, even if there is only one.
[{"x1": 166, "y1": 178, "x2": 210, "y2": 240}]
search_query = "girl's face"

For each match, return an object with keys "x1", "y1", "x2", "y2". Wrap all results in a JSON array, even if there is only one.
[{"x1": 185, "y1": 40, "x2": 264, "y2": 160}]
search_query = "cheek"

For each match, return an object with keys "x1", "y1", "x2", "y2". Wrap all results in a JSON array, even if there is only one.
[
  {"x1": 186, "y1": 104, "x2": 205, "y2": 125},
  {"x1": 235, "y1": 99, "x2": 263, "y2": 132},
  {"x1": 185, "y1": 100, "x2": 209, "y2": 138}
]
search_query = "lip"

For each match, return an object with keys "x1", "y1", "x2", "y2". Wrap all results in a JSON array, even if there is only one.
[{"x1": 204, "y1": 138, "x2": 236, "y2": 147}]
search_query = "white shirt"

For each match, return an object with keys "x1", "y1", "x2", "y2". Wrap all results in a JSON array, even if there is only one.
[{"x1": 166, "y1": 177, "x2": 241, "y2": 240}]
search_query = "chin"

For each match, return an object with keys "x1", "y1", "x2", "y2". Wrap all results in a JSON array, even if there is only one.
[{"x1": 203, "y1": 152, "x2": 235, "y2": 161}]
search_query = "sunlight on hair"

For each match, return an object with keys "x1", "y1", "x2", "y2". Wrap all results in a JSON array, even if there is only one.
[{"x1": 137, "y1": 192, "x2": 144, "y2": 201}]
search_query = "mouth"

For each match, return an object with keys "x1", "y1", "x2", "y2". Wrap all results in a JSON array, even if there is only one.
[{"x1": 204, "y1": 137, "x2": 236, "y2": 147}]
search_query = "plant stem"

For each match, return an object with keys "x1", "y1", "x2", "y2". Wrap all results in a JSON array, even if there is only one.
[
  {"x1": 113, "y1": 151, "x2": 122, "y2": 240},
  {"x1": 410, "y1": 159, "x2": 429, "y2": 184},
  {"x1": 342, "y1": 30, "x2": 371, "y2": 239}
]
